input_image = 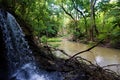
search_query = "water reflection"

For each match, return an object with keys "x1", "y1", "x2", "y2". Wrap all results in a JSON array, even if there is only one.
[{"x1": 95, "y1": 56, "x2": 104, "y2": 64}]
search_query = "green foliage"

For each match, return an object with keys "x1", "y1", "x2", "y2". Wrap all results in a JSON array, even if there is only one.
[
  {"x1": 97, "y1": 33, "x2": 108, "y2": 40},
  {"x1": 47, "y1": 38, "x2": 62, "y2": 42},
  {"x1": 41, "y1": 37, "x2": 61, "y2": 48},
  {"x1": 1, "y1": 0, "x2": 120, "y2": 48},
  {"x1": 40, "y1": 36, "x2": 47, "y2": 44},
  {"x1": 1, "y1": 0, "x2": 63, "y2": 38},
  {"x1": 47, "y1": 38, "x2": 61, "y2": 48},
  {"x1": 111, "y1": 28, "x2": 120, "y2": 42},
  {"x1": 48, "y1": 43, "x2": 61, "y2": 48}
]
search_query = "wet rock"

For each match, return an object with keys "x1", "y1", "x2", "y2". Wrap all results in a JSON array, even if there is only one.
[{"x1": 0, "y1": 21, "x2": 8, "y2": 80}]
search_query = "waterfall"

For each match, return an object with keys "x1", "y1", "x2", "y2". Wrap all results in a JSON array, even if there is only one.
[{"x1": 0, "y1": 9, "x2": 63, "y2": 80}]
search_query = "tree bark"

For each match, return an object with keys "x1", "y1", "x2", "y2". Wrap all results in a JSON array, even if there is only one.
[
  {"x1": 72, "y1": 0, "x2": 88, "y2": 34},
  {"x1": 90, "y1": 0, "x2": 98, "y2": 41}
]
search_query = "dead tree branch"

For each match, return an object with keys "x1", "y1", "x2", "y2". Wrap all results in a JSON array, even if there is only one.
[
  {"x1": 103, "y1": 64, "x2": 120, "y2": 68},
  {"x1": 68, "y1": 39, "x2": 104, "y2": 60}
]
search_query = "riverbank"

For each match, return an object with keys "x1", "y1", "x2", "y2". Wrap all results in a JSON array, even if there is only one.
[{"x1": 67, "y1": 36, "x2": 120, "y2": 49}]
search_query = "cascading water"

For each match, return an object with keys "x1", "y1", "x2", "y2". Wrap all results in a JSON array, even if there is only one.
[{"x1": 0, "y1": 9, "x2": 63, "y2": 80}]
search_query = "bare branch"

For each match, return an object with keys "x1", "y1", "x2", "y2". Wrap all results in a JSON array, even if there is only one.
[
  {"x1": 68, "y1": 39, "x2": 104, "y2": 60},
  {"x1": 103, "y1": 64, "x2": 120, "y2": 68}
]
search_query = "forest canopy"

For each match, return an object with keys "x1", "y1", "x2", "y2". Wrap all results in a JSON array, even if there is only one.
[{"x1": 0, "y1": 0, "x2": 120, "y2": 48}]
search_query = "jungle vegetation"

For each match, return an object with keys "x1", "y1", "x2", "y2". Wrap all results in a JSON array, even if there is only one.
[{"x1": 0, "y1": 0, "x2": 120, "y2": 48}]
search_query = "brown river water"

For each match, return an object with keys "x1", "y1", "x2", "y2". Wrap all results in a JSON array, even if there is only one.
[{"x1": 50, "y1": 39, "x2": 120, "y2": 73}]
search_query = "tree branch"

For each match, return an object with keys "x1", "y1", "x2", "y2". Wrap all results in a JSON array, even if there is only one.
[
  {"x1": 68, "y1": 39, "x2": 104, "y2": 60},
  {"x1": 47, "y1": 46, "x2": 71, "y2": 57},
  {"x1": 71, "y1": 0, "x2": 86, "y2": 19},
  {"x1": 71, "y1": 0, "x2": 88, "y2": 33},
  {"x1": 74, "y1": 7, "x2": 87, "y2": 24},
  {"x1": 103, "y1": 64, "x2": 120, "y2": 68},
  {"x1": 60, "y1": 5, "x2": 75, "y2": 21},
  {"x1": 93, "y1": 0, "x2": 97, "y2": 7}
]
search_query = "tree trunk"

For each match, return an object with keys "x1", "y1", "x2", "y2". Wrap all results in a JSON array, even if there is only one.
[
  {"x1": 74, "y1": 7, "x2": 88, "y2": 35},
  {"x1": 90, "y1": 0, "x2": 98, "y2": 41}
]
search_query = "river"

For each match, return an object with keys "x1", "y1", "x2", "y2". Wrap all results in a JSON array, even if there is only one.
[{"x1": 50, "y1": 38, "x2": 120, "y2": 73}]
